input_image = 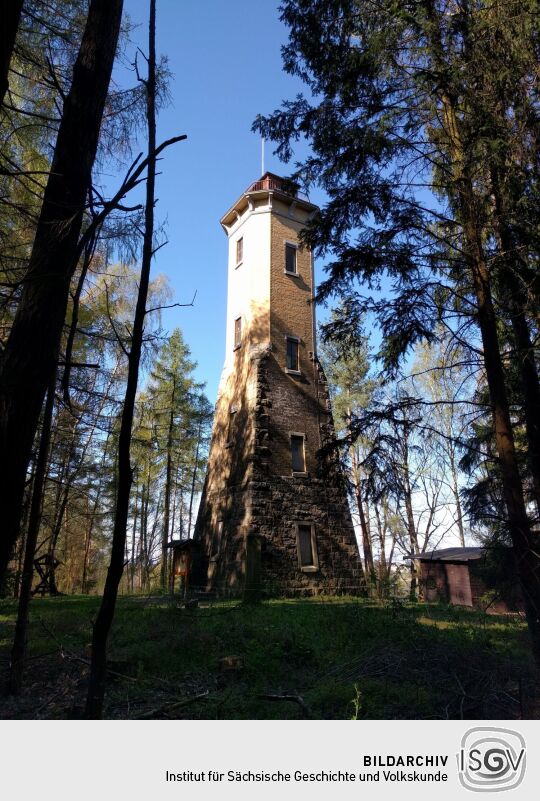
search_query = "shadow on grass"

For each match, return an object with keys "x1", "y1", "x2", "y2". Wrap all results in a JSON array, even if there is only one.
[{"x1": 0, "y1": 596, "x2": 535, "y2": 720}]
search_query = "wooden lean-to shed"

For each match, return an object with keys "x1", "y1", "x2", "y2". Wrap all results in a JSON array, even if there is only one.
[
  {"x1": 414, "y1": 547, "x2": 523, "y2": 613},
  {"x1": 167, "y1": 539, "x2": 198, "y2": 596}
]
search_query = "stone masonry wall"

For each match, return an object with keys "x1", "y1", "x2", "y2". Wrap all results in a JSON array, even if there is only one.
[
  {"x1": 193, "y1": 347, "x2": 364, "y2": 596},
  {"x1": 193, "y1": 184, "x2": 364, "y2": 597},
  {"x1": 251, "y1": 349, "x2": 363, "y2": 595}
]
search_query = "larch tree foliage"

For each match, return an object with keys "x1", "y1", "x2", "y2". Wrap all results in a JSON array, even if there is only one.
[
  {"x1": 147, "y1": 328, "x2": 211, "y2": 589},
  {"x1": 0, "y1": 0, "x2": 125, "y2": 582},
  {"x1": 1, "y1": 1, "x2": 95, "y2": 336},
  {"x1": 254, "y1": 0, "x2": 540, "y2": 665}
]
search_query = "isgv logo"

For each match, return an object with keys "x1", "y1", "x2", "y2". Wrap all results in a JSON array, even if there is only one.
[{"x1": 458, "y1": 727, "x2": 526, "y2": 792}]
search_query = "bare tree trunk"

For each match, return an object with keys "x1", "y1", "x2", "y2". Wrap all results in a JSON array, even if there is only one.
[
  {"x1": 82, "y1": 432, "x2": 111, "y2": 594},
  {"x1": 449, "y1": 447, "x2": 465, "y2": 547},
  {"x1": 374, "y1": 504, "x2": 386, "y2": 597},
  {"x1": 140, "y1": 480, "x2": 149, "y2": 591},
  {"x1": 47, "y1": 413, "x2": 86, "y2": 595},
  {"x1": 8, "y1": 371, "x2": 56, "y2": 694},
  {"x1": 0, "y1": 0, "x2": 23, "y2": 106},
  {"x1": 179, "y1": 489, "x2": 184, "y2": 538},
  {"x1": 400, "y1": 428, "x2": 420, "y2": 600},
  {"x1": 351, "y1": 445, "x2": 375, "y2": 583},
  {"x1": 160, "y1": 403, "x2": 175, "y2": 588},
  {"x1": 81, "y1": 491, "x2": 99, "y2": 594},
  {"x1": 147, "y1": 487, "x2": 163, "y2": 574},
  {"x1": 344, "y1": 396, "x2": 374, "y2": 588},
  {"x1": 0, "y1": 0, "x2": 124, "y2": 585},
  {"x1": 47, "y1": 476, "x2": 72, "y2": 595},
  {"x1": 13, "y1": 463, "x2": 36, "y2": 599},
  {"x1": 131, "y1": 481, "x2": 139, "y2": 593},
  {"x1": 85, "y1": 1, "x2": 184, "y2": 716},
  {"x1": 170, "y1": 474, "x2": 178, "y2": 541},
  {"x1": 187, "y1": 417, "x2": 203, "y2": 536}
]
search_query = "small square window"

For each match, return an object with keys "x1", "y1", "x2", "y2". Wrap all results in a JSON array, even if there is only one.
[
  {"x1": 286, "y1": 337, "x2": 299, "y2": 371},
  {"x1": 236, "y1": 237, "x2": 243, "y2": 265},
  {"x1": 285, "y1": 243, "x2": 297, "y2": 274},
  {"x1": 291, "y1": 434, "x2": 306, "y2": 473},
  {"x1": 234, "y1": 317, "x2": 242, "y2": 349},
  {"x1": 296, "y1": 523, "x2": 318, "y2": 570}
]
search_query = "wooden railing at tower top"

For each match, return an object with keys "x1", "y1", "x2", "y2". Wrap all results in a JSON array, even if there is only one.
[{"x1": 246, "y1": 174, "x2": 308, "y2": 200}]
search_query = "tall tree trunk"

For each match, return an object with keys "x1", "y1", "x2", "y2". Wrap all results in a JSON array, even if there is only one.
[
  {"x1": 8, "y1": 371, "x2": 56, "y2": 694},
  {"x1": 0, "y1": 0, "x2": 124, "y2": 585},
  {"x1": 425, "y1": 0, "x2": 540, "y2": 667},
  {"x1": 0, "y1": 0, "x2": 23, "y2": 106},
  {"x1": 188, "y1": 417, "x2": 203, "y2": 537},
  {"x1": 81, "y1": 430, "x2": 111, "y2": 594},
  {"x1": 449, "y1": 448, "x2": 465, "y2": 547},
  {"x1": 160, "y1": 403, "x2": 175, "y2": 588},
  {"x1": 47, "y1": 477, "x2": 72, "y2": 595},
  {"x1": 460, "y1": 133, "x2": 540, "y2": 670},
  {"x1": 85, "y1": 0, "x2": 184, "y2": 716},
  {"x1": 47, "y1": 418, "x2": 82, "y2": 595},
  {"x1": 351, "y1": 445, "x2": 375, "y2": 582},
  {"x1": 374, "y1": 504, "x2": 386, "y2": 598},
  {"x1": 140, "y1": 480, "x2": 149, "y2": 591},
  {"x1": 400, "y1": 427, "x2": 420, "y2": 600},
  {"x1": 489, "y1": 169, "x2": 540, "y2": 520},
  {"x1": 466, "y1": 209, "x2": 540, "y2": 664},
  {"x1": 131, "y1": 481, "x2": 139, "y2": 593},
  {"x1": 508, "y1": 308, "x2": 540, "y2": 520},
  {"x1": 374, "y1": 504, "x2": 386, "y2": 569},
  {"x1": 13, "y1": 462, "x2": 36, "y2": 599}
]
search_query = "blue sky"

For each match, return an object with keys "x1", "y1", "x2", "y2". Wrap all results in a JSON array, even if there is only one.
[{"x1": 118, "y1": 0, "x2": 326, "y2": 404}]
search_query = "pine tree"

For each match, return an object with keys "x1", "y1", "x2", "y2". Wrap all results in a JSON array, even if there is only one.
[{"x1": 255, "y1": 0, "x2": 540, "y2": 666}]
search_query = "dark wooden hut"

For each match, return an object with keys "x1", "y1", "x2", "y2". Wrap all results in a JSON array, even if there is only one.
[{"x1": 414, "y1": 547, "x2": 523, "y2": 613}]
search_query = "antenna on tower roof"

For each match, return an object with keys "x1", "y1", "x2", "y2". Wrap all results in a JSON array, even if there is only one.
[{"x1": 261, "y1": 137, "x2": 265, "y2": 176}]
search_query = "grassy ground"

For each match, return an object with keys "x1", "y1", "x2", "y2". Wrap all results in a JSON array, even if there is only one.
[{"x1": 0, "y1": 595, "x2": 536, "y2": 719}]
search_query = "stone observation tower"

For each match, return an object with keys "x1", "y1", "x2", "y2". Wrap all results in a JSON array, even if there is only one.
[{"x1": 193, "y1": 173, "x2": 363, "y2": 596}]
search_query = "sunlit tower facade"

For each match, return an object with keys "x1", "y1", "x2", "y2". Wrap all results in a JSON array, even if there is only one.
[{"x1": 193, "y1": 174, "x2": 363, "y2": 595}]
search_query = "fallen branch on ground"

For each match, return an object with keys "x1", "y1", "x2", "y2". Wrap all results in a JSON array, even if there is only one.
[
  {"x1": 258, "y1": 692, "x2": 312, "y2": 717},
  {"x1": 135, "y1": 690, "x2": 209, "y2": 719}
]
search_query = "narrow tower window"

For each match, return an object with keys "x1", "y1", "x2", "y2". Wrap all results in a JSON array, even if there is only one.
[
  {"x1": 296, "y1": 523, "x2": 318, "y2": 570},
  {"x1": 285, "y1": 242, "x2": 297, "y2": 274},
  {"x1": 211, "y1": 521, "x2": 223, "y2": 558},
  {"x1": 234, "y1": 317, "x2": 242, "y2": 349},
  {"x1": 286, "y1": 337, "x2": 300, "y2": 372},
  {"x1": 236, "y1": 237, "x2": 243, "y2": 266},
  {"x1": 291, "y1": 434, "x2": 306, "y2": 473},
  {"x1": 226, "y1": 406, "x2": 237, "y2": 447}
]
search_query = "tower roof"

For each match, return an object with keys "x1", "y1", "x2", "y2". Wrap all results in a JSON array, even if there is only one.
[
  {"x1": 220, "y1": 172, "x2": 317, "y2": 231},
  {"x1": 246, "y1": 172, "x2": 302, "y2": 196}
]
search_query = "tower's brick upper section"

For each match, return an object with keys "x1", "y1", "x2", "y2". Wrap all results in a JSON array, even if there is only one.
[{"x1": 193, "y1": 175, "x2": 363, "y2": 596}]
